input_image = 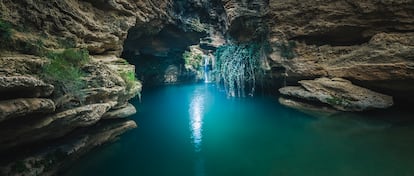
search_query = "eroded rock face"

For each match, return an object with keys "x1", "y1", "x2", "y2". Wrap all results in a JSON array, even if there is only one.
[
  {"x1": 0, "y1": 119, "x2": 137, "y2": 176},
  {"x1": 0, "y1": 103, "x2": 112, "y2": 151},
  {"x1": 279, "y1": 77, "x2": 394, "y2": 111},
  {"x1": 0, "y1": 54, "x2": 46, "y2": 76},
  {"x1": 218, "y1": 0, "x2": 414, "y2": 101},
  {"x1": 0, "y1": 54, "x2": 140, "y2": 175},
  {"x1": 266, "y1": 1, "x2": 414, "y2": 41},
  {"x1": 278, "y1": 97, "x2": 338, "y2": 118},
  {"x1": 0, "y1": 0, "x2": 173, "y2": 55},
  {"x1": 103, "y1": 103, "x2": 137, "y2": 119},
  {"x1": 0, "y1": 98, "x2": 55, "y2": 122},
  {"x1": 0, "y1": 0, "x2": 413, "y2": 174},
  {"x1": 0, "y1": 76, "x2": 54, "y2": 99},
  {"x1": 271, "y1": 1, "x2": 414, "y2": 100},
  {"x1": 273, "y1": 32, "x2": 414, "y2": 99}
]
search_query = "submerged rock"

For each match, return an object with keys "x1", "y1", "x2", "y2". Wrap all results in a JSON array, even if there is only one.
[{"x1": 279, "y1": 77, "x2": 394, "y2": 111}]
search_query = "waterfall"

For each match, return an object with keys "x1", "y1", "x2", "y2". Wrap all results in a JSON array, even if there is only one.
[{"x1": 204, "y1": 55, "x2": 210, "y2": 83}]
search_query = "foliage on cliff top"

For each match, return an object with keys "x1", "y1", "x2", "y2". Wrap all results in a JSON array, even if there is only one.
[{"x1": 214, "y1": 42, "x2": 268, "y2": 97}]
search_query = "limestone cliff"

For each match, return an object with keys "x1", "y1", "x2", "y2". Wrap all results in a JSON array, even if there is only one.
[
  {"x1": 1, "y1": 0, "x2": 414, "y2": 174},
  {"x1": 0, "y1": 53, "x2": 141, "y2": 175},
  {"x1": 0, "y1": 0, "x2": 150, "y2": 175},
  {"x1": 217, "y1": 0, "x2": 413, "y2": 109},
  {"x1": 0, "y1": 0, "x2": 173, "y2": 55}
]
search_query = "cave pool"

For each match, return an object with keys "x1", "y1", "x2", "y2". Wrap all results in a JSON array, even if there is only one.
[{"x1": 65, "y1": 83, "x2": 414, "y2": 176}]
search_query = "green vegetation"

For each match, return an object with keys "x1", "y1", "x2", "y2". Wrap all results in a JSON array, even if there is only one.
[
  {"x1": 183, "y1": 50, "x2": 203, "y2": 71},
  {"x1": 0, "y1": 19, "x2": 12, "y2": 48},
  {"x1": 59, "y1": 48, "x2": 90, "y2": 66},
  {"x1": 120, "y1": 70, "x2": 137, "y2": 92},
  {"x1": 182, "y1": 47, "x2": 207, "y2": 81},
  {"x1": 57, "y1": 37, "x2": 76, "y2": 48},
  {"x1": 42, "y1": 48, "x2": 90, "y2": 100},
  {"x1": 120, "y1": 70, "x2": 141, "y2": 100},
  {"x1": 326, "y1": 96, "x2": 351, "y2": 106},
  {"x1": 19, "y1": 39, "x2": 47, "y2": 56},
  {"x1": 214, "y1": 42, "x2": 267, "y2": 97},
  {"x1": 275, "y1": 40, "x2": 296, "y2": 59}
]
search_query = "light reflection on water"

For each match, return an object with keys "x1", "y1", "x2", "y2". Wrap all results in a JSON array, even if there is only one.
[
  {"x1": 189, "y1": 87, "x2": 205, "y2": 152},
  {"x1": 189, "y1": 85, "x2": 207, "y2": 176}
]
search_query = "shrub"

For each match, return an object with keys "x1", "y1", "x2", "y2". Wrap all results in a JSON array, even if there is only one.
[
  {"x1": 42, "y1": 48, "x2": 90, "y2": 100},
  {"x1": 120, "y1": 70, "x2": 140, "y2": 99},
  {"x1": 60, "y1": 48, "x2": 89, "y2": 67},
  {"x1": 120, "y1": 70, "x2": 137, "y2": 91}
]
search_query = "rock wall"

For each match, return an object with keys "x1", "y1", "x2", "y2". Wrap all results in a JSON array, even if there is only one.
[
  {"x1": 0, "y1": 0, "x2": 159, "y2": 175},
  {"x1": 1, "y1": 0, "x2": 414, "y2": 174},
  {"x1": 0, "y1": 0, "x2": 174, "y2": 55},
  {"x1": 218, "y1": 0, "x2": 414, "y2": 104},
  {"x1": 0, "y1": 53, "x2": 141, "y2": 175}
]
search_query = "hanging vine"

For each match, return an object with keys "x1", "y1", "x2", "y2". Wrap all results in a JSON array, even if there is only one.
[{"x1": 214, "y1": 42, "x2": 268, "y2": 97}]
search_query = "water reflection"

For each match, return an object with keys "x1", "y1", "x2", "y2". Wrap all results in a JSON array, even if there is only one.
[
  {"x1": 189, "y1": 88, "x2": 205, "y2": 152},
  {"x1": 189, "y1": 86, "x2": 207, "y2": 176}
]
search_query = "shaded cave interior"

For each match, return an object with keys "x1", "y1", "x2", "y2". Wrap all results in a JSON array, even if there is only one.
[
  {"x1": 120, "y1": 20, "x2": 414, "y2": 108},
  {"x1": 121, "y1": 25, "x2": 208, "y2": 86}
]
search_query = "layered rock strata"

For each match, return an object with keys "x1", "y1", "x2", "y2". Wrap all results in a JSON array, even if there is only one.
[
  {"x1": 220, "y1": 0, "x2": 414, "y2": 102},
  {"x1": 0, "y1": 0, "x2": 413, "y2": 174},
  {"x1": 0, "y1": 53, "x2": 141, "y2": 175},
  {"x1": 279, "y1": 77, "x2": 393, "y2": 112}
]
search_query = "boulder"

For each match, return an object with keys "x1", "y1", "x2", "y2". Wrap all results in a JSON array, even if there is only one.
[{"x1": 279, "y1": 77, "x2": 394, "y2": 111}]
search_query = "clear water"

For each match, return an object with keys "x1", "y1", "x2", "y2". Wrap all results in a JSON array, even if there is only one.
[{"x1": 66, "y1": 84, "x2": 414, "y2": 176}]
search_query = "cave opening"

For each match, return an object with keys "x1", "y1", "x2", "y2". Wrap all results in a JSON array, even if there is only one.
[{"x1": 121, "y1": 25, "x2": 208, "y2": 86}]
